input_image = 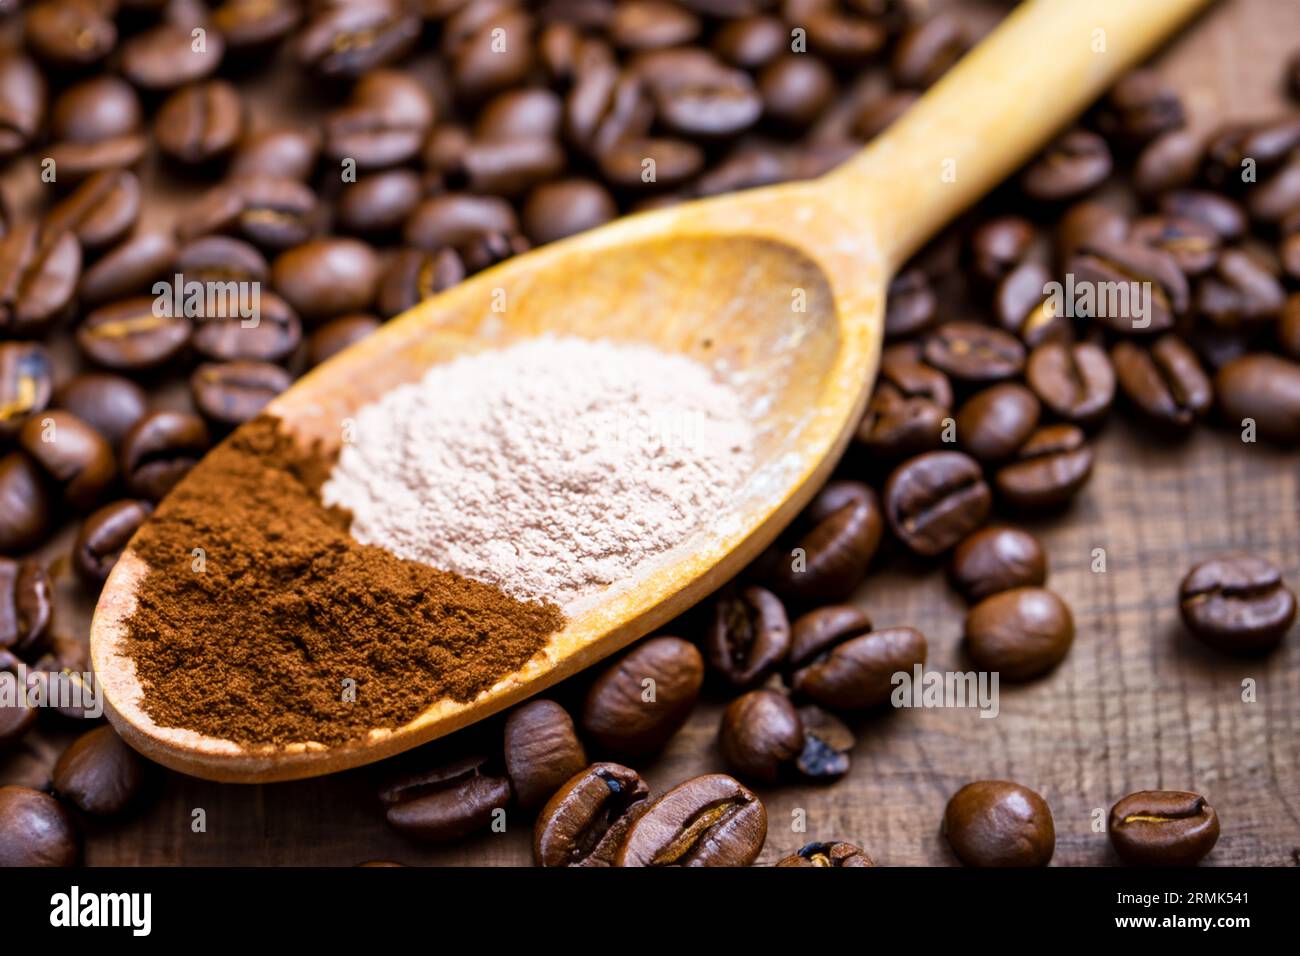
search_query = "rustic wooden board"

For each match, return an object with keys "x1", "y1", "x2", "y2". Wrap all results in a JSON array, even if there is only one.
[{"x1": 2, "y1": 0, "x2": 1298, "y2": 866}]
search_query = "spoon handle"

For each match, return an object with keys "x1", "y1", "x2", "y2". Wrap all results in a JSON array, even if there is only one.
[{"x1": 827, "y1": 0, "x2": 1214, "y2": 271}]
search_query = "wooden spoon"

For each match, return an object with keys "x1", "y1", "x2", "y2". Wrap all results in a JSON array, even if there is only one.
[{"x1": 92, "y1": 0, "x2": 1211, "y2": 782}]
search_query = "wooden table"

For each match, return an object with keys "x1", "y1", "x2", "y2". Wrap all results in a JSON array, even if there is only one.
[{"x1": 3, "y1": 0, "x2": 1298, "y2": 866}]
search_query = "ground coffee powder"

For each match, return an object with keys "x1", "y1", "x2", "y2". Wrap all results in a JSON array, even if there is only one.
[{"x1": 122, "y1": 416, "x2": 563, "y2": 747}]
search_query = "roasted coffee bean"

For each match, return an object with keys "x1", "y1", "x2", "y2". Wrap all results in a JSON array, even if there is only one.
[
  {"x1": 1180, "y1": 554, "x2": 1295, "y2": 654},
  {"x1": 460, "y1": 230, "x2": 530, "y2": 274},
  {"x1": 610, "y1": 1, "x2": 700, "y2": 50},
  {"x1": 534, "y1": 762, "x2": 651, "y2": 868},
  {"x1": 944, "y1": 781, "x2": 1054, "y2": 867},
  {"x1": 993, "y1": 261, "x2": 1068, "y2": 347},
  {"x1": 857, "y1": 352, "x2": 951, "y2": 459},
  {"x1": 713, "y1": 15, "x2": 786, "y2": 69},
  {"x1": 884, "y1": 451, "x2": 992, "y2": 556},
  {"x1": 449, "y1": 8, "x2": 534, "y2": 101},
  {"x1": 0, "y1": 53, "x2": 45, "y2": 159},
  {"x1": 1158, "y1": 190, "x2": 1248, "y2": 242},
  {"x1": 790, "y1": 612, "x2": 927, "y2": 711},
  {"x1": 120, "y1": 410, "x2": 211, "y2": 502},
  {"x1": 718, "y1": 689, "x2": 803, "y2": 783},
  {"x1": 0, "y1": 341, "x2": 53, "y2": 440},
  {"x1": 120, "y1": 22, "x2": 225, "y2": 91},
  {"x1": 0, "y1": 684, "x2": 36, "y2": 747},
  {"x1": 1055, "y1": 200, "x2": 1128, "y2": 266},
  {"x1": 0, "y1": 785, "x2": 78, "y2": 867},
  {"x1": 377, "y1": 248, "x2": 466, "y2": 318},
  {"x1": 891, "y1": 11, "x2": 965, "y2": 88},
  {"x1": 155, "y1": 81, "x2": 246, "y2": 165},
  {"x1": 24, "y1": 631, "x2": 97, "y2": 720},
  {"x1": 380, "y1": 754, "x2": 513, "y2": 843},
  {"x1": 522, "y1": 178, "x2": 618, "y2": 245},
  {"x1": 706, "y1": 585, "x2": 789, "y2": 688},
  {"x1": 950, "y1": 527, "x2": 1047, "y2": 603},
  {"x1": 45, "y1": 120, "x2": 145, "y2": 183},
  {"x1": 49, "y1": 74, "x2": 140, "y2": 144},
  {"x1": 324, "y1": 69, "x2": 435, "y2": 171},
  {"x1": 26, "y1": 0, "x2": 116, "y2": 67},
  {"x1": 337, "y1": 171, "x2": 424, "y2": 236},
  {"x1": 476, "y1": 88, "x2": 564, "y2": 142},
  {"x1": 775, "y1": 841, "x2": 874, "y2": 867},
  {"x1": 503, "y1": 699, "x2": 587, "y2": 810},
  {"x1": 77, "y1": 297, "x2": 191, "y2": 372},
  {"x1": 994, "y1": 424, "x2": 1093, "y2": 510},
  {"x1": 53, "y1": 373, "x2": 148, "y2": 448},
  {"x1": 52, "y1": 725, "x2": 145, "y2": 816},
  {"x1": 1108, "y1": 790, "x2": 1220, "y2": 866},
  {"x1": 764, "y1": 480, "x2": 882, "y2": 601},
  {"x1": 79, "y1": 231, "x2": 177, "y2": 306},
  {"x1": 405, "y1": 194, "x2": 520, "y2": 251},
  {"x1": 1111, "y1": 335, "x2": 1212, "y2": 428},
  {"x1": 0, "y1": 558, "x2": 52, "y2": 655},
  {"x1": 456, "y1": 138, "x2": 567, "y2": 197},
  {"x1": 1214, "y1": 352, "x2": 1300, "y2": 442},
  {"x1": 1067, "y1": 239, "x2": 1188, "y2": 335},
  {"x1": 271, "y1": 239, "x2": 380, "y2": 323},
  {"x1": 795, "y1": 704, "x2": 854, "y2": 780},
  {"x1": 229, "y1": 126, "x2": 321, "y2": 181},
  {"x1": 298, "y1": 0, "x2": 420, "y2": 78},
  {"x1": 563, "y1": 57, "x2": 651, "y2": 159},
  {"x1": 598, "y1": 136, "x2": 705, "y2": 189},
  {"x1": 883, "y1": 267, "x2": 937, "y2": 339},
  {"x1": 956, "y1": 383, "x2": 1040, "y2": 464},
  {"x1": 805, "y1": 6, "x2": 887, "y2": 63},
  {"x1": 213, "y1": 0, "x2": 302, "y2": 51},
  {"x1": 305, "y1": 314, "x2": 380, "y2": 368},
  {"x1": 190, "y1": 361, "x2": 292, "y2": 428},
  {"x1": 1020, "y1": 129, "x2": 1112, "y2": 202},
  {"x1": 1099, "y1": 69, "x2": 1185, "y2": 145},
  {"x1": 965, "y1": 586, "x2": 1074, "y2": 680},
  {"x1": 19, "y1": 411, "x2": 115, "y2": 511},
  {"x1": 1247, "y1": 159, "x2": 1300, "y2": 224},
  {"x1": 1195, "y1": 248, "x2": 1286, "y2": 328},
  {"x1": 74, "y1": 499, "x2": 152, "y2": 585},
  {"x1": 181, "y1": 175, "x2": 319, "y2": 251},
  {"x1": 0, "y1": 224, "x2": 82, "y2": 336},
  {"x1": 851, "y1": 89, "x2": 917, "y2": 140},
  {"x1": 0, "y1": 453, "x2": 53, "y2": 553},
  {"x1": 45, "y1": 169, "x2": 141, "y2": 251},
  {"x1": 1130, "y1": 215, "x2": 1220, "y2": 277},
  {"x1": 581, "y1": 636, "x2": 703, "y2": 756},
  {"x1": 758, "y1": 56, "x2": 834, "y2": 128},
  {"x1": 193, "y1": 290, "x2": 301, "y2": 364},
  {"x1": 617, "y1": 773, "x2": 766, "y2": 867},
  {"x1": 175, "y1": 235, "x2": 269, "y2": 286},
  {"x1": 1025, "y1": 340, "x2": 1115, "y2": 427},
  {"x1": 1133, "y1": 129, "x2": 1204, "y2": 196},
  {"x1": 1203, "y1": 119, "x2": 1300, "y2": 186},
  {"x1": 970, "y1": 216, "x2": 1036, "y2": 286},
  {"x1": 643, "y1": 58, "x2": 761, "y2": 141},
  {"x1": 923, "y1": 321, "x2": 1025, "y2": 384}
]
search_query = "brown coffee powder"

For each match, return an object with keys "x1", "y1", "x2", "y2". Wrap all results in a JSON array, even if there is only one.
[{"x1": 122, "y1": 416, "x2": 563, "y2": 747}]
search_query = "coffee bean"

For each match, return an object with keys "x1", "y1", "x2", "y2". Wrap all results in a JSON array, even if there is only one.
[
  {"x1": 405, "y1": 194, "x2": 520, "y2": 251},
  {"x1": 0, "y1": 224, "x2": 82, "y2": 336},
  {"x1": 79, "y1": 231, "x2": 177, "y2": 306},
  {"x1": 337, "y1": 171, "x2": 424, "y2": 237},
  {"x1": 1133, "y1": 130, "x2": 1204, "y2": 197},
  {"x1": 884, "y1": 266, "x2": 937, "y2": 339},
  {"x1": 181, "y1": 175, "x2": 319, "y2": 251},
  {"x1": 884, "y1": 451, "x2": 991, "y2": 556},
  {"x1": 610, "y1": 1, "x2": 700, "y2": 51},
  {"x1": 377, "y1": 247, "x2": 466, "y2": 318},
  {"x1": 45, "y1": 169, "x2": 141, "y2": 251},
  {"x1": 1196, "y1": 248, "x2": 1286, "y2": 328},
  {"x1": 298, "y1": 0, "x2": 420, "y2": 78},
  {"x1": 970, "y1": 216, "x2": 1036, "y2": 286},
  {"x1": 1067, "y1": 238, "x2": 1188, "y2": 335},
  {"x1": 305, "y1": 314, "x2": 380, "y2": 368},
  {"x1": 212, "y1": 0, "x2": 301, "y2": 51},
  {"x1": 74, "y1": 499, "x2": 152, "y2": 585},
  {"x1": 45, "y1": 124, "x2": 145, "y2": 185},
  {"x1": 77, "y1": 297, "x2": 191, "y2": 372},
  {"x1": 944, "y1": 781, "x2": 1054, "y2": 867},
  {"x1": 1025, "y1": 341, "x2": 1115, "y2": 428},
  {"x1": 271, "y1": 238, "x2": 380, "y2": 323},
  {"x1": 1129, "y1": 214, "x2": 1220, "y2": 277},
  {"x1": 193, "y1": 290, "x2": 301, "y2": 364},
  {"x1": 155, "y1": 81, "x2": 246, "y2": 165},
  {"x1": 581, "y1": 636, "x2": 703, "y2": 756},
  {"x1": 718, "y1": 689, "x2": 803, "y2": 783},
  {"x1": 617, "y1": 773, "x2": 766, "y2": 867},
  {"x1": 706, "y1": 585, "x2": 789, "y2": 688},
  {"x1": 790, "y1": 609, "x2": 927, "y2": 711},
  {"x1": 599, "y1": 136, "x2": 705, "y2": 189},
  {"x1": 19, "y1": 411, "x2": 116, "y2": 512},
  {"x1": 53, "y1": 373, "x2": 148, "y2": 448},
  {"x1": 851, "y1": 89, "x2": 917, "y2": 140},
  {"x1": 856, "y1": 351, "x2": 951, "y2": 458},
  {"x1": 49, "y1": 74, "x2": 140, "y2": 144},
  {"x1": 448, "y1": 8, "x2": 534, "y2": 101},
  {"x1": 965, "y1": 586, "x2": 1073, "y2": 680},
  {"x1": 1180, "y1": 554, "x2": 1295, "y2": 654},
  {"x1": 1099, "y1": 69, "x2": 1185, "y2": 145},
  {"x1": 564, "y1": 58, "x2": 652, "y2": 159},
  {"x1": 1214, "y1": 352, "x2": 1300, "y2": 442},
  {"x1": 0, "y1": 452, "x2": 53, "y2": 553},
  {"x1": 924, "y1": 321, "x2": 1025, "y2": 384},
  {"x1": 190, "y1": 361, "x2": 292, "y2": 428},
  {"x1": 324, "y1": 69, "x2": 435, "y2": 171},
  {"x1": 1248, "y1": 159, "x2": 1300, "y2": 224},
  {"x1": 1020, "y1": 129, "x2": 1112, "y2": 202},
  {"x1": 0, "y1": 683, "x2": 36, "y2": 747},
  {"x1": 475, "y1": 88, "x2": 564, "y2": 142},
  {"x1": 380, "y1": 754, "x2": 513, "y2": 843},
  {"x1": 0, "y1": 341, "x2": 53, "y2": 440},
  {"x1": 1108, "y1": 790, "x2": 1220, "y2": 866},
  {"x1": 534, "y1": 762, "x2": 650, "y2": 867},
  {"x1": 891, "y1": 11, "x2": 965, "y2": 88},
  {"x1": 52, "y1": 725, "x2": 145, "y2": 816},
  {"x1": 1056, "y1": 200, "x2": 1128, "y2": 266},
  {"x1": 522, "y1": 178, "x2": 617, "y2": 245},
  {"x1": 120, "y1": 22, "x2": 225, "y2": 91},
  {"x1": 805, "y1": 7, "x2": 888, "y2": 63},
  {"x1": 229, "y1": 126, "x2": 321, "y2": 181},
  {"x1": 775, "y1": 841, "x2": 875, "y2": 867},
  {"x1": 119, "y1": 410, "x2": 211, "y2": 502},
  {"x1": 0, "y1": 557, "x2": 52, "y2": 656},
  {"x1": 26, "y1": 0, "x2": 116, "y2": 67},
  {"x1": 758, "y1": 55, "x2": 834, "y2": 128},
  {"x1": 1111, "y1": 335, "x2": 1212, "y2": 428},
  {"x1": 0, "y1": 54, "x2": 45, "y2": 159},
  {"x1": 949, "y1": 527, "x2": 1047, "y2": 603},
  {"x1": 993, "y1": 261, "x2": 1068, "y2": 347},
  {"x1": 956, "y1": 383, "x2": 1040, "y2": 464},
  {"x1": 503, "y1": 699, "x2": 587, "y2": 809},
  {"x1": 456, "y1": 138, "x2": 567, "y2": 197},
  {"x1": 460, "y1": 230, "x2": 530, "y2": 274},
  {"x1": 1158, "y1": 189, "x2": 1248, "y2": 242},
  {"x1": 713, "y1": 15, "x2": 786, "y2": 69},
  {"x1": 0, "y1": 785, "x2": 78, "y2": 867},
  {"x1": 795, "y1": 704, "x2": 854, "y2": 780},
  {"x1": 764, "y1": 480, "x2": 882, "y2": 601},
  {"x1": 175, "y1": 234, "x2": 269, "y2": 286},
  {"x1": 994, "y1": 424, "x2": 1093, "y2": 510}
]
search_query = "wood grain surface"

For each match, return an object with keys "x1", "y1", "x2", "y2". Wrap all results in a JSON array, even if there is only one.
[{"x1": 3, "y1": 0, "x2": 1299, "y2": 866}]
